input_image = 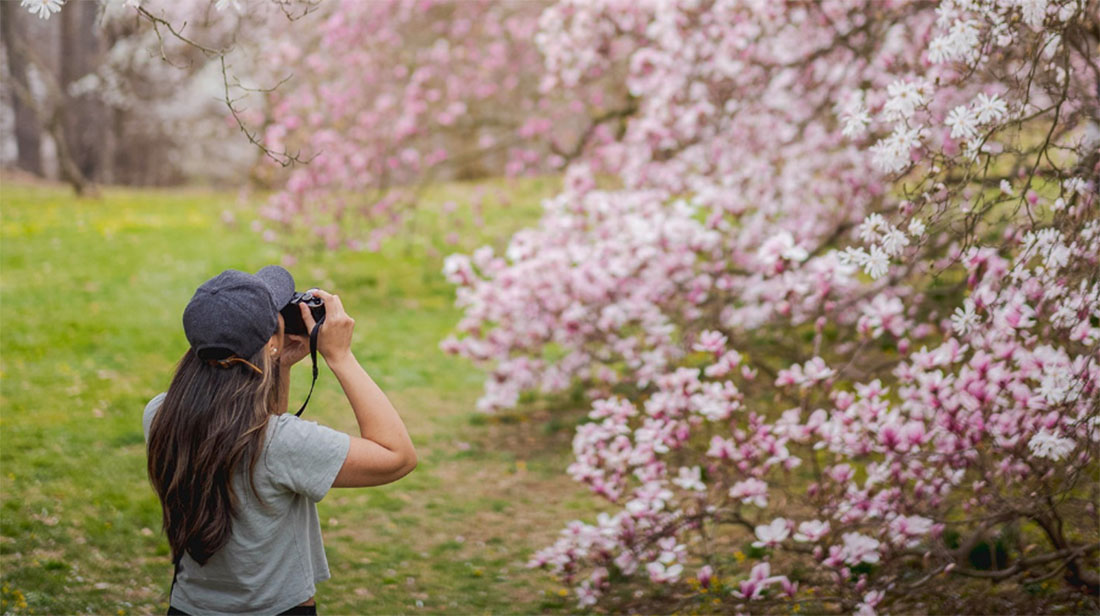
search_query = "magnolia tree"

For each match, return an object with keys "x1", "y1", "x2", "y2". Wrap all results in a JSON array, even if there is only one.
[
  {"x1": 25, "y1": 0, "x2": 622, "y2": 255},
  {"x1": 443, "y1": 0, "x2": 1100, "y2": 612},
  {"x1": 255, "y1": 0, "x2": 629, "y2": 258}
]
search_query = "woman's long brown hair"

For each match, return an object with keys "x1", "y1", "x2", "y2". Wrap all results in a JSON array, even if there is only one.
[{"x1": 146, "y1": 342, "x2": 282, "y2": 566}]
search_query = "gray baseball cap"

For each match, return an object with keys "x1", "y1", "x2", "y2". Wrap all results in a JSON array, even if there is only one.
[{"x1": 183, "y1": 265, "x2": 296, "y2": 360}]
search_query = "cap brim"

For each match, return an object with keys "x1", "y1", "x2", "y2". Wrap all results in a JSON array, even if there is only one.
[{"x1": 255, "y1": 265, "x2": 296, "y2": 309}]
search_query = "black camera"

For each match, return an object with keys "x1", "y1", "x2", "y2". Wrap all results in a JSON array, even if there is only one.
[{"x1": 281, "y1": 291, "x2": 326, "y2": 336}]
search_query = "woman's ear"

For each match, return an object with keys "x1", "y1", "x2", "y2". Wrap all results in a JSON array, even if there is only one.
[{"x1": 268, "y1": 313, "x2": 286, "y2": 354}]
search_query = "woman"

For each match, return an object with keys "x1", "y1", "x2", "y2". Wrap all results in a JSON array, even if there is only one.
[{"x1": 143, "y1": 266, "x2": 417, "y2": 615}]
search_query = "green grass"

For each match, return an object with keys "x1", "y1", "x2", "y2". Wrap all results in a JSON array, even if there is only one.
[{"x1": 0, "y1": 176, "x2": 603, "y2": 615}]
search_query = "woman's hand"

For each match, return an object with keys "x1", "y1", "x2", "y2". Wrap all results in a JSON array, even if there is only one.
[
  {"x1": 279, "y1": 333, "x2": 311, "y2": 367},
  {"x1": 300, "y1": 289, "x2": 355, "y2": 364}
]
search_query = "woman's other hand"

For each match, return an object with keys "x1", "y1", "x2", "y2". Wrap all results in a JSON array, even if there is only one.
[{"x1": 279, "y1": 333, "x2": 311, "y2": 367}]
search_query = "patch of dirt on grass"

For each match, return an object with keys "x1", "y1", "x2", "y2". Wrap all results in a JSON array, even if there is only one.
[{"x1": 0, "y1": 169, "x2": 61, "y2": 187}]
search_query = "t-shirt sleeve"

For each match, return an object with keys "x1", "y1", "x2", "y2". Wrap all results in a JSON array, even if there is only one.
[
  {"x1": 143, "y1": 392, "x2": 167, "y2": 445},
  {"x1": 265, "y1": 415, "x2": 351, "y2": 502}
]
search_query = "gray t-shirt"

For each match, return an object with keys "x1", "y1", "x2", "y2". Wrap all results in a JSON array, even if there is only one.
[{"x1": 143, "y1": 392, "x2": 351, "y2": 615}]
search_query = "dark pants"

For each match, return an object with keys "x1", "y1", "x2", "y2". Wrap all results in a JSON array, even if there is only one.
[{"x1": 168, "y1": 603, "x2": 318, "y2": 615}]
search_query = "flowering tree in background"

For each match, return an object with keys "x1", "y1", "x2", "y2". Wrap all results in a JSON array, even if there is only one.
[
  {"x1": 21, "y1": 0, "x2": 624, "y2": 253},
  {"x1": 255, "y1": 0, "x2": 545, "y2": 254},
  {"x1": 9, "y1": 0, "x2": 316, "y2": 188},
  {"x1": 444, "y1": 0, "x2": 1100, "y2": 612},
  {"x1": 253, "y1": 0, "x2": 631, "y2": 257}
]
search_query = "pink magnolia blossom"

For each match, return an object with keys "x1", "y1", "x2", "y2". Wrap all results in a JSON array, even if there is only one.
[
  {"x1": 732, "y1": 562, "x2": 791, "y2": 601},
  {"x1": 729, "y1": 478, "x2": 769, "y2": 508},
  {"x1": 753, "y1": 518, "x2": 791, "y2": 549},
  {"x1": 794, "y1": 520, "x2": 831, "y2": 543}
]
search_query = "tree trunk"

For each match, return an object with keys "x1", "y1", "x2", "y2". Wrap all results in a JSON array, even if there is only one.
[
  {"x1": 60, "y1": 1, "x2": 108, "y2": 183},
  {"x1": 4, "y1": 34, "x2": 94, "y2": 195},
  {"x1": 1, "y1": 1, "x2": 43, "y2": 175}
]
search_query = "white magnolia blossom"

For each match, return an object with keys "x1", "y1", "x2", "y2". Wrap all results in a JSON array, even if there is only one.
[
  {"x1": 871, "y1": 125, "x2": 922, "y2": 174},
  {"x1": 864, "y1": 245, "x2": 891, "y2": 279},
  {"x1": 645, "y1": 560, "x2": 683, "y2": 583},
  {"x1": 757, "y1": 231, "x2": 809, "y2": 267},
  {"x1": 1018, "y1": 0, "x2": 1050, "y2": 28},
  {"x1": 729, "y1": 478, "x2": 769, "y2": 507},
  {"x1": 1063, "y1": 176, "x2": 1089, "y2": 195},
  {"x1": 1028, "y1": 429, "x2": 1075, "y2": 461},
  {"x1": 882, "y1": 79, "x2": 931, "y2": 121},
  {"x1": 840, "y1": 532, "x2": 882, "y2": 565},
  {"x1": 21, "y1": 0, "x2": 63, "y2": 19},
  {"x1": 880, "y1": 227, "x2": 910, "y2": 257},
  {"x1": 927, "y1": 18, "x2": 980, "y2": 63},
  {"x1": 753, "y1": 517, "x2": 790, "y2": 548},
  {"x1": 859, "y1": 213, "x2": 888, "y2": 243},
  {"x1": 1037, "y1": 371, "x2": 1077, "y2": 405},
  {"x1": 946, "y1": 105, "x2": 979, "y2": 140},
  {"x1": 671, "y1": 466, "x2": 706, "y2": 492},
  {"x1": 972, "y1": 92, "x2": 1008, "y2": 124},
  {"x1": 951, "y1": 298, "x2": 981, "y2": 335},
  {"x1": 793, "y1": 520, "x2": 831, "y2": 543},
  {"x1": 840, "y1": 96, "x2": 872, "y2": 138}
]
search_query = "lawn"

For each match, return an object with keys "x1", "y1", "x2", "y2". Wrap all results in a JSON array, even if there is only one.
[{"x1": 0, "y1": 176, "x2": 604, "y2": 615}]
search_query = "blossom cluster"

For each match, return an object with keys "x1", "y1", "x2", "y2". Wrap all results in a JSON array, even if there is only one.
[
  {"x1": 447, "y1": 0, "x2": 1100, "y2": 612},
  {"x1": 247, "y1": 0, "x2": 620, "y2": 259}
]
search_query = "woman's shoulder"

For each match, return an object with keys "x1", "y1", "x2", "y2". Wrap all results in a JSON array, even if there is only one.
[
  {"x1": 142, "y1": 392, "x2": 167, "y2": 444},
  {"x1": 145, "y1": 392, "x2": 167, "y2": 413},
  {"x1": 265, "y1": 413, "x2": 347, "y2": 448},
  {"x1": 262, "y1": 414, "x2": 350, "y2": 470},
  {"x1": 261, "y1": 413, "x2": 351, "y2": 501}
]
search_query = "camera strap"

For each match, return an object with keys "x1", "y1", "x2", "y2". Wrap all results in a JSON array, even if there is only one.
[{"x1": 295, "y1": 313, "x2": 325, "y2": 417}]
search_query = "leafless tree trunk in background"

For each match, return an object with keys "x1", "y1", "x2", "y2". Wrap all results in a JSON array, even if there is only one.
[
  {"x1": 60, "y1": 1, "x2": 111, "y2": 184},
  {"x1": 1, "y1": 1, "x2": 43, "y2": 175},
  {"x1": 3, "y1": 37, "x2": 94, "y2": 195}
]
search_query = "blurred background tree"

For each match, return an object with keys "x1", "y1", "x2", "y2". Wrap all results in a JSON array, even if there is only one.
[{"x1": 1, "y1": 0, "x2": 266, "y2": 190}]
